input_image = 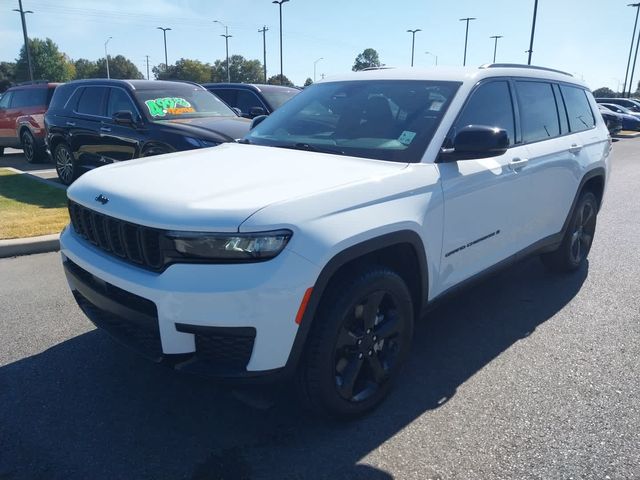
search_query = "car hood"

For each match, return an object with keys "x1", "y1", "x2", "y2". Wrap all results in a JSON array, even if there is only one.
[
  {"x1": 154, "y1": 116, "x2": 251, "y2": 141},
  {"x1": 67, "y1": 143, "x2": 408, "y2": 232}
]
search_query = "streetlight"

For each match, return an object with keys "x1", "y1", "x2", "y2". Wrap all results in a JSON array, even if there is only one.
[
  {"x1": 527, "y1": 0, "x2": 539, "y2": 65},
  {"x1": 628, "y1": 17, "x2": 640, "y2": 98},
  {"x1": 104, "y1": 36, "x2": 112, "y2": 79},
  {"x1": 13, "y1": 0, "x2": 34, "y2": 81},
  {"x1": 272, "y1": 0, "x2": 290, "y2": 85},
  {"x1": 623, "y1": 3, "x2": 640, "y2": 97},
  {"x1": 407, "y1": 29, "x2": 421, "y2": 67},
  {"x1": 490, "y1": 35, "x2": 503, "y2": 63},
  {"x1": 214, "y1": 20, "x2": 232, "y2": 83},
  {"x1": 425, "y1": 51, "x2": 438, "y2": 66},
  {"x1": 156, "y1": 27, "x2": 171, "y2": 72},
  {"x1": 459, "y1": 17, "x2": 476, "y2": 66},
  {"x1": 313, "y1": 57, "x2": 323, "y2": 82}
]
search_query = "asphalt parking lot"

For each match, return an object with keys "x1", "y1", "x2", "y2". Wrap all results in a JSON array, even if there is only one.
[{"x1": 1, "y1": 139, "x2": 639, "y2": 480}]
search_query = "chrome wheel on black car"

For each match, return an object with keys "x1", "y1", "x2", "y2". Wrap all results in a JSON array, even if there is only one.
[
  {"x1": 55, "y1": 143, "x2": 76, "y2": 185},
  {"x1": 299, "y1": 267, "x2": 414, "y2": 418}
]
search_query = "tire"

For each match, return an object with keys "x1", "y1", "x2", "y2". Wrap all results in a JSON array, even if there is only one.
[
  {"x1": 298, "y1": 266, "x2": 414, "y2": 418},
  {"x1": 21, "y1": 130, "x2": 42, "y2": 164},
  {"x1": 54, "y1": 143, "x2": 76, "y2": 185},
  {"x1": 541, "y1": 190, "x2": 598, "y2": 273},
  {"x1": 0, "y1": 147, "x2": 4, "y2": 157}
]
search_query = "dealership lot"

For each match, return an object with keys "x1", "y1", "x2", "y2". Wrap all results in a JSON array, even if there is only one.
[{"x1": 1, "y1": 139, "x2": 639, "y2": 479}]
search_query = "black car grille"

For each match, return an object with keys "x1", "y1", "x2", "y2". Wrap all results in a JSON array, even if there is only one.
[{"x1": 68, "y1": 201, "x2": 164, "y2": 271}]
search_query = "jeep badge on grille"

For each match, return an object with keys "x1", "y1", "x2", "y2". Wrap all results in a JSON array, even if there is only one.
[{"x1": 95, "y1": 194, "x2": 109, "y2": 205}]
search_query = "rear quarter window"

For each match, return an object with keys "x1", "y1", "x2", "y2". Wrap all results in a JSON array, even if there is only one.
[{"x1": 561, "y1": 85, "x2": 595, "y2": 132}]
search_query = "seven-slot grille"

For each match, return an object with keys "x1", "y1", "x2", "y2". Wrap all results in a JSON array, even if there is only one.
[{"x1": 68, "y1": 201, "x2": 164, "y2": 271}]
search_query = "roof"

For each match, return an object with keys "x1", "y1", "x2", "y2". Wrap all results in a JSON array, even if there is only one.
[
  {"x1": 202, "y1": 83, "x2": 300, "y2": 92},
  {"x1": 59, "y1": 79, "x2": 205, "y2": 90},
  {"x1": 321, "y1": 65, "x2": 588, "y2": 89}
]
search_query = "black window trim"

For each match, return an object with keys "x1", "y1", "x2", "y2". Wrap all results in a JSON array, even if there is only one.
[{"x1": 73, "y1": 85, "x2": 110, "y2": 120}]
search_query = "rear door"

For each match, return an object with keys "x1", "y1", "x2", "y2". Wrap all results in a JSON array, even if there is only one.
[{"x1": 71, "y1": 86, "x2": 108, "y2": 167}]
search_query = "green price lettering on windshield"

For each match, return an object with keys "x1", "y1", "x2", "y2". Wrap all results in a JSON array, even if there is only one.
[{"x1": 145, "y1": 97, "x2": 192, "y2": 117}]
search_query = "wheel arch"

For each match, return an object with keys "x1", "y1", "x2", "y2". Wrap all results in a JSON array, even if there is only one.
[{"x1": 560, "y1": 167, "x2": 606, "y2": 237}]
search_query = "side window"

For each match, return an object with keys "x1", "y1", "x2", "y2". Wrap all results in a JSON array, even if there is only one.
[
  {"x1": 516, "y1": 81, "x2": 560, "y2": 143},
  {"x1": 560, "y1": 85, "x2": 595, "y2": 132},
  {"x1": 454, "y1": 81, "x2": 515, "y2": 145},
  {"x1": 236, "y1": 90, "x2": 264, "y2": 114},
  {"x1": 212, "y1": 89, "x2": 237, "y2": 108},
  {"x1": 107, "y1": 88, "x2": 136, "y2": 117},
  {"x1": 9, "y1": 90, "x2": 30, "y2": 109},
  {"x1": 0, "y1": 92, "x2": 12, "y2": 109},
  {"x1": 76, "y1": 86, "x2": 107, "y2": 117}
]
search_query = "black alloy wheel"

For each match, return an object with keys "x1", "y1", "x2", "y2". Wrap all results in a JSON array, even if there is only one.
[
  {"x1": 55, "y1": 143, "x2": 76, "y2": 185},
  {"x1": 21, "y1": 130, "x2": 38, "y2": 163}
]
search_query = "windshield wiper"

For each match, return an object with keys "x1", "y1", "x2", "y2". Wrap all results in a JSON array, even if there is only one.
[{"x1": 274, "y1": 142, "x2": 345, "y2": 155}]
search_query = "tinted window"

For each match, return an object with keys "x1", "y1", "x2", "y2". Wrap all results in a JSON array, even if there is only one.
[
  {"x1": 516, "y1": 81, "x2": 560, "y2": 142},
  {"x1": 561, "y1": 86, "x2": 595, "y2": 132},
  {"x1": 260, "y1": 87, "x2": 299, "y2": 109},
  {"x1": 455, "y1": 81, "x2": 515, "y2": 145},
  {"x1": 10, "y1": 88, "x2": 48, "y2": 108},
  {"x1": 107, "y1": 88, "x2": 136, "y2": 117},
  {"x1": 0, "y1": 92, "x2": 12, "y2": 109},
  {"x1": 76, "y1": 87, "x2": 108, "y2": 116},
  {"x1": 246, "y1": 80, "x2": 461, "y2": 163},
  {"x1": 211, "y1": 89, "x2": 237, "y2": 108},
  {"x1": 236, "y1": 90, "x2": 263, "y2": 114}
]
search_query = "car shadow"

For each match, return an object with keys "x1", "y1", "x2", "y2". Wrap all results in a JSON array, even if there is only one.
[
  {"x1": 0, "y1": 150, "x2": 51, "y2": 172},
  {"x1": 0, "y1": 256, "x2": 587, "y2": 480}
]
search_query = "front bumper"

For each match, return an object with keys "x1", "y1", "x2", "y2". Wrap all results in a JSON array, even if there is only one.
[{"x1": 60, "y1": 227, "x2": 320, "y2": 377}]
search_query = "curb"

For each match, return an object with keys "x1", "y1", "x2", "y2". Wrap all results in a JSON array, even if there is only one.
[{"x1": 0, "y1": 233, "x2": 60, "y2": 258}]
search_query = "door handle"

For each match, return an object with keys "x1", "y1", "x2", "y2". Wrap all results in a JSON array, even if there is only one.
[
  {"x1": 65, "y1": 121, "x2": 76, "y2": 127},
  {"x1": 569, "y1": 143, "x2": 583, "y2": 154},
  {"x1": 100, "y1": 126, "x2": 112, "y2": 133},
  {"x1": 508, "y1": 157, "x2": 528, "y2": 171}
]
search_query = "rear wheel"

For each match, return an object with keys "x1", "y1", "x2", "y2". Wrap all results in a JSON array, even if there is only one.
[
  {"x1": 54, "y1": 143, "x2": 76, "y2": 185},
  {"x1": 541, "y1": 190, "x2": 598, "y2": 272},
  {"x1": 21, "y1": 130, "x2": 43, "y2": 163},
  {"x1": 0, "y1": 147, "x2": 4, "y2": 157},
  {"x1": 298, "y1": 266, "x2": 414, "y2": 418}
]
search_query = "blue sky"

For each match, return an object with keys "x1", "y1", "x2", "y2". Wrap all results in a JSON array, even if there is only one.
[{"x1": 0, "y1": 0, "x2": 636, "y2": 91}]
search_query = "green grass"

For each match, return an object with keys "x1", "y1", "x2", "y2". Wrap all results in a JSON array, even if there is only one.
[{"x1": 0, "y1": 168, "x2": 69, "y2": 240}]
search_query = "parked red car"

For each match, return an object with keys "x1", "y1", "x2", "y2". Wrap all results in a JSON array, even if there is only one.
[{"x1": 0, "y1": 81, "x2": 59, "y2": 163}]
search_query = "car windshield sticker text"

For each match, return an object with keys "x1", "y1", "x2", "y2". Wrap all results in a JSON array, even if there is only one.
[
  {"x1": 398, "y1": 130, "x2": 417, "y2": 146},
  {"x1": 144, "y1": 97, "x2": 195, "y2": 117}
]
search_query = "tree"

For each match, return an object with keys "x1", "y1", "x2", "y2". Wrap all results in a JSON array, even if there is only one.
[
  {"x1": 74, "y1": 58, "x2": 99, "y2": 79},
  {"x1": 352, "y1": 48, "x2": 381, "y2": 71},
  {"x1": 95, "y1": 55, "x2": 143, "y2": 79},
  {"x1": 15, "y1": 38, "x2": 75, "y2": 82},
  {"x1": 153, "y1": 58, "x2": 211, "y2": 82},
  {"x1": 0, "y1": 62, "x2": 16, "y2": 92},
  {"x1": 592, "y1": 87, "x2": 615, "y2": 98},
  {"x1": 303, "y1": 77, "x2": 313, "y2": 87},
  {"x1": 267, "y1": 74, "x2": 294, "y2": 87},
  {"x1": 210, "y1": 55, "x2": 263, "y2": 83}
]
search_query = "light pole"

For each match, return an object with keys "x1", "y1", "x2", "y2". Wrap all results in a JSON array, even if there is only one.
[
  {"x1": 214, "y1": 20, "x2": 232, "y2": 83},
  {"x1": 459, "y1": 17, "x2": 476, "y2": 66},
  {"x1": 527, "y1": 0, "x2": 539, "y2": 65},
  {"x1": 628, "y1": 17, "x2": 640, "y2": 98},
  {"x1": 490, "y1": 35, "x2": 503, "y2": 63},
  {"x1": 623, "y1": 3, "x2": 640, "y2": 97},
  {"x1": 407, "y1": 29, "x2": 421, "y2": 67},
  {"x1": 145, "y1": 55, "x2": 150, "y2": 80},
  {"x1": 425, "y1": 51, "x2": 438, "y2": 66},
  {"x1": 157, "y1": 27, "x2": 171, "y2": 72},
  {"x1": 104, "y1": 36, "x2": 112, "y2": 79},
  {"x1": 259, "y1": 25, "x2": 269, "y2": 83},
  {"x1": 313, "y1": 57, "x2": 323, "y2": 82},
  {"x1": 272, "y1": 0, "x2": 290, "y2": 85},
  {"x1": 13, "y1": 0, "x2": 34, "y2": 81}
]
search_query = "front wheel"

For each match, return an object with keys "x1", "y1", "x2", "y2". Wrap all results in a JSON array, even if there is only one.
[
  {"x1": 54, "y1": 143, "x2": 77, "y2": 185},
  {"x1": 298, "y1": 266, "x2": 414, "y2": 418},
  {"x1": 541, "y1": 190, "x2": 598, "y2": 272}
]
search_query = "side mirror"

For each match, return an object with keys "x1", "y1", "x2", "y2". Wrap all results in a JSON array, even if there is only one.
[
  {"x1": 445, "y1": 125, "x2": 509, "y2": 160},
  {"x1": 249, "y1": 106, "x2": 266, "y2": 118},
  {"x1": 250, "y1": 115, "x2": 268, "y2": 130},
  {"x1": 113, "y1": 110, "x2": 136, "y2": 126},
  {"x1": 232, "y1": 107, "x2": 242, "y2": 117}
]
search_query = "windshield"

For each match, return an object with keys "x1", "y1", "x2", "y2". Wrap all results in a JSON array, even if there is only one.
[
  {"x1": 135, "y1": 84, "x2": 236, "y2": 120},
  {"x1": 245, "y1": 80, "x2": 461, "y2": 163},
  {"x1": 260, "y1": 87, "x2": 300, "y2": 110}
]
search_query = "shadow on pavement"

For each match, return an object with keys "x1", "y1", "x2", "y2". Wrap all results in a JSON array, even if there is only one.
[
  {"x1": 0, "y1": 150, "x2": 51, "y2": 172},
  {"x1": 0, "y1": 257, "x2": 588, "y2": 480}
]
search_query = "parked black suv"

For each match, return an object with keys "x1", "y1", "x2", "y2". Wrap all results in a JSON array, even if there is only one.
[
  {"x1": 45, "y1": 79, "x2": 251, "y2": 184},
  {"x1": 202, "y1": 83, "x2": 299, "y2": 118}
]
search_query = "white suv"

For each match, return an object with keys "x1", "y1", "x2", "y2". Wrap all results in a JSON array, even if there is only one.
[{"x1": 61, "y1": 64, "x2": 610, "y2": 417}]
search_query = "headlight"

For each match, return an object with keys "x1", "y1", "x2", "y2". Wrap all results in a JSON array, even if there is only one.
[{"x1": 166, "y1": 230, "x2": 292, "y2": 261}]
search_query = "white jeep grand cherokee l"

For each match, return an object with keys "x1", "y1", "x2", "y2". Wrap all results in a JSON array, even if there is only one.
[{"x1": 61, "y1": 64, "x2": 610, "y2": 417}]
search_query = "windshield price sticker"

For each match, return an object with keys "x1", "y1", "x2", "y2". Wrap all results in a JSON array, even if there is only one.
[
  {"x1": 145, "y1": 97, "x2": 195, "y2": 117},
  {"x1": 398, "y1": 130, "x2": 417, "y2": 145}
]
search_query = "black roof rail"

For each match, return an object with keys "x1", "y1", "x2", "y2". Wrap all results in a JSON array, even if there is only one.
[
  {"x1": 16, "y1": 80, "x2": 51, "y2": 86},
  {"x1": 479, "y1": 63, "x2": 573, "y2": 77},
  {"x1": 360, "y1": 66, "x2": 396, "y2": 71}
]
